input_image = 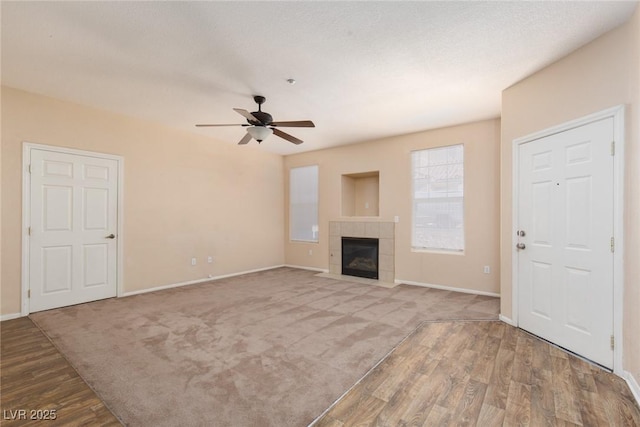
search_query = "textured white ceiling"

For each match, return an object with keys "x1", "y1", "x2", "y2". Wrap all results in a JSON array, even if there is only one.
[{"x1": 2, "y1": 1, "x2": 637, "y2": 155}]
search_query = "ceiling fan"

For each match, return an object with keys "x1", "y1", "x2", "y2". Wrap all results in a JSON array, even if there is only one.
[{"x1": 196, "y1": 95, "x2": 315, "y2": 145}]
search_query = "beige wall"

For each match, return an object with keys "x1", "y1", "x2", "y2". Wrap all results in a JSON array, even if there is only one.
[
  {"x1": 0, "y1": 89, "x2": 3, "y2": 307},
  {"x1": 284, "y1": 119, "x2": 501, "y2": 295},
  {"x1": 1, "y1": 87, "x2": 285, "y2": 316},
  {"x1": 632, "y1": 0, "x2": 640, "y2": 390},
  {"x1": 354, "y1": 175, "x2": 380, "y2": 217},
  {"x1": 501, "y1": 7, "x2": 640, "y2": 382}
]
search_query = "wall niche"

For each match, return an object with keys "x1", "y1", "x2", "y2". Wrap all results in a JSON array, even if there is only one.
[{"x1": 341, "y1": 171, "x2": 379, "y2": 217}]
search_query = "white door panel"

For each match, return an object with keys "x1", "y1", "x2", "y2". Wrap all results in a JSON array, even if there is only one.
[
  {"x1": 30, "y1": 149, "x2": 118, "y2": 312},
  {"x1": 41, "y1": 246, "x2": 73, "y2": 293},
  {"x1": 518, "y1": 118, "x2": 614, "y2": 368}
]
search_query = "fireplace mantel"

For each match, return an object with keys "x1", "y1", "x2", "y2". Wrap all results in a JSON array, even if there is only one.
[{"x1": 329, "y1": 220, "x2": 395, "y2": 284}]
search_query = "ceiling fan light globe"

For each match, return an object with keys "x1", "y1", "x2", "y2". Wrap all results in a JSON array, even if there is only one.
[{"x1": 247, "y1": 126, "x2": 272, "y2": 142}]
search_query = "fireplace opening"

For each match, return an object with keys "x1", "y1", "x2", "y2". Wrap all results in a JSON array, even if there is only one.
[{"x1": 342, "y1": 237, "x2": 379, "y2": 279}]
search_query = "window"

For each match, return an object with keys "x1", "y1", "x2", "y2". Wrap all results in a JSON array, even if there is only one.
[
  {"x1": 290, "y1": 165, "x2": 319, "y2": 242},
  {"x1": 411, "y1": 144, "x2": 464, "y2": 251}
]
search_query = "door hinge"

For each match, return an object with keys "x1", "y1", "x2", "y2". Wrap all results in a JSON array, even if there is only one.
[
  {"x1": 27, "y1": 289, "x2": 31, "y2": 298},
  {"x1": 28, "y1": 164, "x2": 32, "y2": 174},
  {"x1": 610, "y1": 335, "x2": 615, "y2": 350},
  {"x1": 610, "y1": 237, "x2": 615, "y2": 253},
  {"x1": 28, "y1": 227, "x2": 31, "y2": 236},
  {"x1": 611, "y1": 141, "x2": 615, "y2": 156}
]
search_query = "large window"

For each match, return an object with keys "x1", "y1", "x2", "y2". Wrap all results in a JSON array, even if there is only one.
[
  {"x1": 411, "y1": 144, "x2": 464, "y2": 252},
  {"x1": 290, "y1": 165, "x2": 319, "y2": 242}
]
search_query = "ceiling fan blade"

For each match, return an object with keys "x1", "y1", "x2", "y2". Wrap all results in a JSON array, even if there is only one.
[
  {"x1": 233, "y1": 108, "x2": 260, "y2": 123},
  {"x1": 195, "y1": 123, "x2": 245, "y2": 127},
  {"x1": 273, "y1": 128, "x2": 303, "y2": 145},
  {"x1": 237, "y1": 133, "x2": 252, "y2": 145},
  {"x1": 270, "y1": 120, "x2": 315, "y2": 128}
]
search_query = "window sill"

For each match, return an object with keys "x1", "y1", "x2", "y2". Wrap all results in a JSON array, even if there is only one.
[{"x1": 411, "y1": 248, "x2": 465, "y2": 256}]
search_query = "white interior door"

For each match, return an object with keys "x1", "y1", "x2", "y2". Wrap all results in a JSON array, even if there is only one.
[
  {"x1": 517, "y1": 117, "x2": 614, "y2": 368},
  {"x1": 29, "y1": 148, "x2": 118, "y2": 312}
]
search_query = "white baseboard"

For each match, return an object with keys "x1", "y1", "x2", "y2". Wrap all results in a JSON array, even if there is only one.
[
  {"x1": 499, "y1": 314, "x2": 517, "y2": 326},
  {"x1": 395, "y1": 278, "x2": 500, "y2": 298},
  {"x1": 121, "y1": 264, "x2": 285, "y2": 297},
  {"x1": 284, "y1": 264, "x2": 329, "y2": 273},
  {"x1": 625, "y1": 370, "x2": 640, "y2": 407},
  {"x1": 0, "y1": 312, "x2": 23, "y2": 321}
]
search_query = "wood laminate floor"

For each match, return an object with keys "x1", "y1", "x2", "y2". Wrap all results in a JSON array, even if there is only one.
[
  {"x1": 2, "y1": 317, "x2": 639, "y2": 426},
  {"x1": 313, "y1": 320, "x2": 640, "y2": 426},
  {"x1": 0, "y1": 317, "x2": 120, "y2": 426}
]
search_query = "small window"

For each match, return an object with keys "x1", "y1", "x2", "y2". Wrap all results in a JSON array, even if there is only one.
[
  {"x1": 411, "y1": 145, "x2": 464, "y2": 251},
  {"x1": 290, "y1": 165, "x2": 319, "y2": 242}
]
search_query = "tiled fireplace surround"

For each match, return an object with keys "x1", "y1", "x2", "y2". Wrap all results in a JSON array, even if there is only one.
[{"x1": 329, "y1": 221, "x2": 395, "y2": 283}]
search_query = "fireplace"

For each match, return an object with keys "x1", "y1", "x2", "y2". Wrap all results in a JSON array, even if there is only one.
[{"x1": 342, "y1": 237, "x2": 379, "y2": 279}]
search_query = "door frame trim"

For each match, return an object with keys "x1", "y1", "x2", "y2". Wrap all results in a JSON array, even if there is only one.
[
  {"x1": 21, "y1": 142, "x2": 124, "y2": 316},
  {"x1": 511, "y1": 105, "x2": 625, "y2": 373}
]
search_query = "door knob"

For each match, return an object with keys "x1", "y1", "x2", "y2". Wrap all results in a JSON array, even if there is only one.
[
  {"x1": 516, "y1": 243, "x2": 526, "y2": 250},
  {"x1": 106, "y1": 234, "x2": 116, "y2": 239}
]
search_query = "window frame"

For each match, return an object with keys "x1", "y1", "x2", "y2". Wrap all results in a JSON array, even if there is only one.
[
  {"x1": 289, "y1": 164, "x2": 319, "y2": 243},
  {"x1": 411, "y1": 144, "x2": 465, "y2": 253}
]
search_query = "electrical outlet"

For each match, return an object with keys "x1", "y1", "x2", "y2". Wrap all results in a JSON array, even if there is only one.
[
  {"x1": 191, "y1": 257, "x2": 196, "y2": 266},
  {"x1": 308, "y1": 249, "x2": 313, "y2": 256},
  {"x1": 483, "y1": 266, "x2": 490, "y2": 274},
  {"x1": 208, "y1": 256, "x2": 213, "y2": 264}
]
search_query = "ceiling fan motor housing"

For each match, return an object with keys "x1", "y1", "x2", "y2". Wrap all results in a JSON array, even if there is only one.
[
  {"x1": 249, "y1": 96, "x2": 272, "y2": 125},
  {"x1": 249, "y1": 111, "x2": 273, "y2": 126}
]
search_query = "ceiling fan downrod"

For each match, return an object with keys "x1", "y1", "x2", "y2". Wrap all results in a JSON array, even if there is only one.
[{"x1": 254, "y1": 95, "x2": 266, "y2": 110}]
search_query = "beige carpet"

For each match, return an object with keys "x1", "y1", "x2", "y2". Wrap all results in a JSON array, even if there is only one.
[{"x1": 30, "y1": 267, "x2": 499, "y2": 426}]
